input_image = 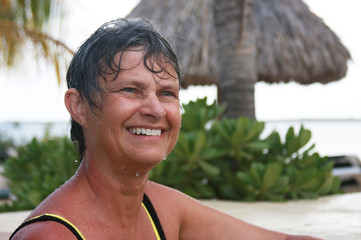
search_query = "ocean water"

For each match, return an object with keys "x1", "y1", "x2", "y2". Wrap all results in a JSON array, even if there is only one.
[
  {"x1": 0, "y1": 122, "x2": 71, "y2": 144},
  {"x1": 0, "y1": 120, "x2": 360, "y2": 159}
]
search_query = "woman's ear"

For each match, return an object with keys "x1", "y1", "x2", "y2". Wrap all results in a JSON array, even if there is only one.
[{"x1": 64, "y1": 88, "x2": 86, "y2": 127}]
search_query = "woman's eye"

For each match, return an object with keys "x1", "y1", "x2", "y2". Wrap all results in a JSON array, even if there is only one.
[
  {"x1": 161, "y1": 91, "x2": 176, "y2": 97},
  {"x1": 121, "y1": 88, "x2": 135, "y2": 93}
]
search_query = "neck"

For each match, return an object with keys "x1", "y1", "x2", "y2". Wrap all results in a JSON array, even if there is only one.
[{"x1": 73, "y1": 152, "x2": 150, "y2": 225}]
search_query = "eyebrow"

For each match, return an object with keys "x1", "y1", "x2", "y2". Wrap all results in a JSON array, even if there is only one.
[
  {"x1": 155, "y1": 79, "x2": 180, "y2": 90},
  {"x1": 115, "y1": 78, "x2": 147, "y2": 88},
  {"x1": 118, "y1": 75, "x2": 179, "y2": 86}
]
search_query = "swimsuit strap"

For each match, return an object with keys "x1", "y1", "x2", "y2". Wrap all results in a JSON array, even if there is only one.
[
  {"x1": 142, "y1": 194, "x2": 166, "y2": 240},
  {"x1": 9, "y1": 213, "x2": 85, "y2": 240},
  {"x1": 10, "y1": 194, "x2": 165, "y2": 240}
]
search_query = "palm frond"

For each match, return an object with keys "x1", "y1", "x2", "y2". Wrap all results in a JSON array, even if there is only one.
[{"x1": 0, "y1": 0, "x2": 73, "y2": 84}]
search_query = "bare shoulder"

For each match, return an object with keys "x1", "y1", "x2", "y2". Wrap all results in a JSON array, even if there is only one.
[
  {"x1": 145, "y1": 181, "x2": 190, "y2": 216},
  {"x1": 145, "y1": 180, "x2": 201, "y2": 212},
  {"x1": 11, "y1": 220, "x2": 79, "y2": 240},
  {"x1": 145, "y1": 180, "x2": 193, "y2": 201},
  {"x1": 11, "y1": 180, "x2": 84, "y2": 239},
  {"x1": 144, "y1": 181, "x2": 203, "y2": 238},
  {"x1": 145, "y1": 180, "x2": 224, "y2": 212}
]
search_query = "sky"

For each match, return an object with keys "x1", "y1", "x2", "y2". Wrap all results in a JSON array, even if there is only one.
[{"x1": 0, "y1": 0, "x2": 360, "y2": 122}]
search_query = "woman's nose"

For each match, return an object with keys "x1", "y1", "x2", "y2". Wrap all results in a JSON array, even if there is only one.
[{"x1": 139, "y1": 94, "x2": 166, "y2": 119}]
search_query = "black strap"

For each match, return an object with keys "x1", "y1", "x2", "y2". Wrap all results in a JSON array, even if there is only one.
[
  {"x1": 9, "y1": 214, "x2": 84, "y2": 240},
  {"x1": 10, "y1": 195, "x2": 165, "y2": 240},
  {"x1": 143, "y1": 194, "x2": 167, "y2": 240}
]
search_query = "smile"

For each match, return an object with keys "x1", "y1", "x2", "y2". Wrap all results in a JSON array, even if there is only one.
[{"x1": 128, "y1": 128, "x2": 162, "y2": 136}]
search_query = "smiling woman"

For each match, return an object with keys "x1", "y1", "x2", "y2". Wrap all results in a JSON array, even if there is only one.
[{"x1": 9, "y1": 18, "x2": 322, "y2": 240}]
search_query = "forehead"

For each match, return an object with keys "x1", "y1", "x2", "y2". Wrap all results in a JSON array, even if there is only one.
[
  {"x1": 100, "y1": 49, "x2": 179, "y2": 88},
  {"x1": 116, "y1": 49, "x2": 144, "y2": 70}
]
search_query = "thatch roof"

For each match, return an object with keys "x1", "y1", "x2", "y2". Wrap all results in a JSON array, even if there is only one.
[{"x1": 128, "y1": 0, "x2": 351, "y2": 87}]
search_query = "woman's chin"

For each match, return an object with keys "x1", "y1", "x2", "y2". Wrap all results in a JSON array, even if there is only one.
[{"x1": 128, "y1": 153, "x2": 165, "y2": 169}]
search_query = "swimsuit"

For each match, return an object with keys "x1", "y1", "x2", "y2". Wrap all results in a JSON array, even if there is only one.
[{"x1": 9, "y1": 194, "x2": 166, "y2": 240}]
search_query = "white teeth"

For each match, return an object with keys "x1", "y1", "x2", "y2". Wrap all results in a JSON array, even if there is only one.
[{"x1": 129, "y1": 128, "x2": 161, "y2": 136}]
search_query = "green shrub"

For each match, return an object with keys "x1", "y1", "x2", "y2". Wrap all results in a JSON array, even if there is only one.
[
  {"x1": 0, "y1": 133, "x2": 15, "y2": 163},
  {"x1": 0, "y1": 136, "x2": 78, "y2": 212},
  {"x1": 150, "y1": 97, "x2": 341, "y2": 201}
]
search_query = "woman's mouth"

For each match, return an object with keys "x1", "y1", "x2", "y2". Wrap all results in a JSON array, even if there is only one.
[{"x1": 128, "y1": 128, "x2": 162, "y2": 136}]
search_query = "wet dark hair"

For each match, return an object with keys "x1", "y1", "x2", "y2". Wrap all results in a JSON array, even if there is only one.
[{"x1": 66, "y1": 18, "x2": 182, "y2": 159}]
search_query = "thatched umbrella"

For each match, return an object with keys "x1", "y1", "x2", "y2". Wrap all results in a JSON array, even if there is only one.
[
  {"x1": 128, "y1": 0, "x2": 351, "y2": 117},
  {"x1": 254, "y1": 0, "x2": 351, "y2": 85}
]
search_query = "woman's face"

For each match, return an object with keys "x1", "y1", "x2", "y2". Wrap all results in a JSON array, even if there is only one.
[{"x1": 84, "y1": 50, "x2": 181, "y2": 170}]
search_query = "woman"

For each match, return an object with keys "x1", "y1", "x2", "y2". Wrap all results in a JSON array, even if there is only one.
[{"x1": 11, "y1": 18, "x2": 322, "y2": 240}]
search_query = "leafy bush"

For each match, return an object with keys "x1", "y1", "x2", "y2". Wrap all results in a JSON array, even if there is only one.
[
  {"x1": 0, "y1": 133, "x2": 15, "y2": 163},
  {"x1": 0, "y1": 136, "x2": 78, "y2": 212},
  {"x1": 150, "y1": 97, "x2": 341, "y2": 201}
]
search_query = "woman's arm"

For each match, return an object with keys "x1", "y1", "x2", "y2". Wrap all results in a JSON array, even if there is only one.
[
  {"x1": 168, "y1": 188, "x2": 321, "y2": 239},
  {"x1": 178, "y1": 194, "x2": 287, "y2": 240},
  {"x1": 147, "y1": 181, "x2": 323, "y2": 240},
  {"x1": 179, "y1": 195, "x2": 323, "y2": 240}
]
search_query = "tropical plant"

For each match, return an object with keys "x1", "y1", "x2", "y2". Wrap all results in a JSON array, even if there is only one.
[
  {"x1": 180, "y1": 97, "x2": 225, "y2": 132},
  {"x1": 235, "y1": 162, "x2": 289, "y2": 201},
  {"x1": 150, "y1": 97, "x2": 341, "y2": 201},
  {"x1": 0, "y1": 136, "x2": 78, "y2": 212},
  {"x1": 0, "y1": 133, "x2": 15, "y2": 163},
  {"x1": 211, "y1": 117, "x2": 267, "y2": 169},
  {"x1": 0, "y1": 0, "x2": 73, "y2": 83}
]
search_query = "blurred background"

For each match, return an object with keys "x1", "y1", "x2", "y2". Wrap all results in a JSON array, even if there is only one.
[{"x1": 0, "y1": 0, "x2": 360, "y2": 158}]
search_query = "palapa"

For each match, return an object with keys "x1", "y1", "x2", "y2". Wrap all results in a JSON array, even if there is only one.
[{"x1": 128, "y1": 0, "x2": 351, "y2": 88}]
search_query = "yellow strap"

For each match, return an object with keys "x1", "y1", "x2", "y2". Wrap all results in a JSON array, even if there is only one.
[
  {"x1": 28, "y1": 213, "x2": 86, "y2": 240},
  {"x1": 142, "y1": 202, "x2": 161, "y2": 240},
  {"x1": 31, "y1": 208, "x2": 160, "y2": 240}
]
